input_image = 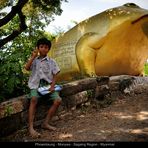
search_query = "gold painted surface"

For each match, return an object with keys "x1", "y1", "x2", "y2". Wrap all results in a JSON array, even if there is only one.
[{"x1": 49, "y1": 3, "x2": 148, "y2": 82}]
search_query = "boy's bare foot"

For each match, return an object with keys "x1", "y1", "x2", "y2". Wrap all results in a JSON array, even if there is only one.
[
  {"x1": 41, "y1": 123, "x2": 57, "y2": 131},
  {"x1": 29, "y1": 129, "x2": 41, "y2": 138}
]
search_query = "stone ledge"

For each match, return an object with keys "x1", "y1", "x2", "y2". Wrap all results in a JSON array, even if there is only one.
[
  {"x1": 0, "y1": 96, "x2": 28, "y2": 119},
  {"x1": 0, "y1": 76, "x2": 109, "y2": 136},
  {"x1": 0, "y1": 77, "x2": 109, "y2": 120},
  {"x1": 1, "y1": 75, "x2": 148, "y2": 137}
]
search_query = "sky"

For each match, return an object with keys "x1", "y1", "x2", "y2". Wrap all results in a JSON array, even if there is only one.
[{"x1": 47, "y1": 0, "x2": 148, "y2": 33}]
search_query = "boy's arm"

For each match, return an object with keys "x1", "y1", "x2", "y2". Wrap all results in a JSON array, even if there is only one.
[
  {"x1": 50, "y1": 72, "x2": 60, "y2": 92},
  {"x1": 24, "y1": 48, "x2": 38, "y2": 71}
]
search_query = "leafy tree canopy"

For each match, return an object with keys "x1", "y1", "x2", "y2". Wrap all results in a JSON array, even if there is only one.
[{"x1": 0, "y1": 0, "x2": 67, "y2": 48}]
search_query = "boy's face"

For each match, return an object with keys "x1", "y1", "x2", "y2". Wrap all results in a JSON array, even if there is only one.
[{"x1": 38, "y1": 44, "x2": 49, "y2": 57}]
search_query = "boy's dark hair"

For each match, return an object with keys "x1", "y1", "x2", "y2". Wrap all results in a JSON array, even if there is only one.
[{"x1": 36, "y1": 38, "x2": 51, "y2": 49}]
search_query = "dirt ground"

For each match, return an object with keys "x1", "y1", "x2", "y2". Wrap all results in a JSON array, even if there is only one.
[{"x1": 1, "y1": 91, "x2": 148, "y2": 142}]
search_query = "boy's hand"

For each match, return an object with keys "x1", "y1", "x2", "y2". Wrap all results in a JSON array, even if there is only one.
[
  {"x1": 49, "y1": 85, "x2": 55, "y2": 92},
  {"x1": 32, "y1": 47, "x2": 38, "y2": 59}
]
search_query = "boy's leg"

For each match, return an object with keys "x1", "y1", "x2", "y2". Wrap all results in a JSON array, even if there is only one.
[
  {"x1": 42, "y1": 92, "x2": 62, "y2": 130},
  {"x1": 28, "y1": 90, "x2": 41, "y2": 137}
]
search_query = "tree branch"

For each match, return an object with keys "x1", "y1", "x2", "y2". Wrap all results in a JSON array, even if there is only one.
[
  {"x1": 0, "y1": 11, "x2": 27, "y2": 48},
  {"x1": 0, "y1": 0, "x2": 29, "y2": 48},
  {"x1": 0, "y1": 0, "x2": 29, "y2": 27}
]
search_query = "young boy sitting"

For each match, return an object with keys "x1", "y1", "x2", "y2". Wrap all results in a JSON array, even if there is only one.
[{"x1": 25, "y1": 37, "x2": 62, "y2": 138}]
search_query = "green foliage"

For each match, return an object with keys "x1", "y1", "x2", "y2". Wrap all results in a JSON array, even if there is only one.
[
  {"x1": 86, "y1": 90, "x2": 94, "y2": 99},
  {"x1": 4, "y1": 105, "x2": 13, "y2": 117},
  {"x1": 0, "y1": 45, "x2": 29, "y2": 102},
  {"x1": 0, "y1": 0, "x2": 68, "y2": 48},
  {"x1": 144, "y1": 62, "x2": 148, "y2": 76},
  {"x1": 0, "y1": 0, "x2": 13, "y2": 9}
]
